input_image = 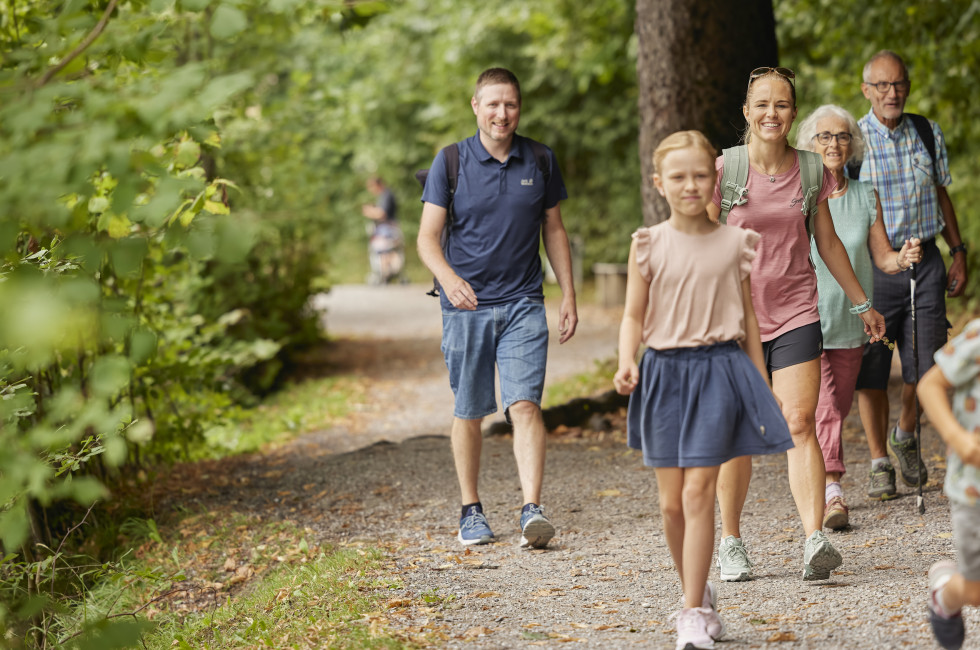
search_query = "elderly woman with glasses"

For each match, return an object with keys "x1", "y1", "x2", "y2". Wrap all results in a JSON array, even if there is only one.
[
  {"x1": 795, "y1": 104, "x2": 921, "y2": 530},
  {"x1": 707, "y1": 68, "x2": 887, "y2": 584}
]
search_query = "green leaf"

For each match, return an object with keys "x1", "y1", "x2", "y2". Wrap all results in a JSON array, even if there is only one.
[
  {"x1": 89, "y1": 355, "x2": 131, "y2": 397},
  {"x1": 129, "y1": 328, "x2": 158, "y2": 365},
  {"x1": 210, "y1": 4, "x2": 248, "y2": 39},
  {"x1": 203, "y1": 199, "x2": 229, "y2": 214},
  {"x1": 176, "y1": 140, "x2": 202, "y2": 168},
  {"x1": 181, "y1": 0, "x2": 212, "y2": 10}
]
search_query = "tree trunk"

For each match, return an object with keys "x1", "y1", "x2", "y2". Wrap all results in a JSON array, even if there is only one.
[{"x1": 636, "y1": 0, "x2": 778, "y2": 225}]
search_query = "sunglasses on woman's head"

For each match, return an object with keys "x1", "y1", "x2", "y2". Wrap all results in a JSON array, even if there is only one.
[{"x1": 747, "y1": 67, "x2": 796, "y2": 92}]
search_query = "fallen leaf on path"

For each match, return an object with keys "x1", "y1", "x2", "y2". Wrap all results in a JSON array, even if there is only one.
[
  {"x1": 463, "y1": 626, "x2": 493, "y2": 638},
  {"x1": 595, "y1": 489, "x2": 622, "y2": 497},
  {"x1": 768, "y1": 631, "x2": 797, "y2": 642}
]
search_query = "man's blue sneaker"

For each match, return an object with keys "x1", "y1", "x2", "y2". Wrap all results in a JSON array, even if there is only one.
[
  {"x1": 457, "y1": 504, "x2": 495, "y2": 546},
  {"x1": 519, "y1": 503, "x2": 555, "y2": 548}
]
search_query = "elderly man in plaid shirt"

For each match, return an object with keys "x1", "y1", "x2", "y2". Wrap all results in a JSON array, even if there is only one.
[{"x1": 851, "y1": 50, "x2": 969, "y2": 503}]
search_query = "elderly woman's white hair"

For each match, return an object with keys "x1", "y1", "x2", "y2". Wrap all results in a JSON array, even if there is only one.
[{"x1": 795, "y1": 104, "x2": 866, "y2": 165}]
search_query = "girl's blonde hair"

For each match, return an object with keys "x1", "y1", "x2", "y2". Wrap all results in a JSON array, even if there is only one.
[{"x1": 652, "y1": 130, "x2": 718, "y2": 175}]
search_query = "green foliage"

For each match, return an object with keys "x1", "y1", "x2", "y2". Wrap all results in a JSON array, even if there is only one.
[
  {"x1": 777, "y1": 0, "x2": 980, "y2": 305},
  {"x1": 314, "y1": 0, "x2": 641, "y2": 275}
]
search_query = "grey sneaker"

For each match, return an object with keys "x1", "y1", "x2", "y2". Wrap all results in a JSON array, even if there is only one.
[
  {"x1": 887, "y1": 427, "x2": 928, "y2": 487},
  {"x1": 803, "y1": 530, "x2": 842, "y2": 581},
  {"x1": 928, "y1": 560, "x2": 965, "y2": 649},
  {"x1": 867, "y1": 461, "x2": 899, "y2": 500},
  {"x1": 717, "y1": 536, "x2": 752, "y2": 582}
]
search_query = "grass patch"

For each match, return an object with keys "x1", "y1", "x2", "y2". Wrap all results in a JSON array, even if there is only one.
[
  {"x1": 53, "y1": 511, "x2": 423, "y2": 650},
  {"x1": 146, "y1": 546, "x2": 414, "y2": 649},
  {"x1": 227, "y1": 373, "x2": 368, "y2": 454},
  {"x1": 543, "y1": 357, "x2": 616, "y2": 408}
]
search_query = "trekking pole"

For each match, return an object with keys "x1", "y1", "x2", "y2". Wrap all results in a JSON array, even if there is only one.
[{"x1": 910, "y1": 261, "x2": 925, "y2": 515}]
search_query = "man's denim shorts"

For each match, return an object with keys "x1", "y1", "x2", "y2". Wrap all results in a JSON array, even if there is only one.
[{"x1": 441, "y1": 296, "x2": 548, "y2": 420}]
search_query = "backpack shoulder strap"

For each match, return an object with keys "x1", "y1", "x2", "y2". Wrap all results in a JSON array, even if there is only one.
[
  {"x1": 719, "y1": 145, "x2": 749, "y2": 224},
  {"x1": 528, "y1": 139, "x2": 552, "y2": 184},
  {"x1": 426, "y1": 143, "x2": 460, "y2": 298},
  {"x1": 798, "y1": 149, "x2": 823, "y2": 239},
  {"x1": 906, "y1": 113, "x2": 936, "y2": 173},
  {"x1": 441, "y1": 143, "x2": 460, "y2": 229}
]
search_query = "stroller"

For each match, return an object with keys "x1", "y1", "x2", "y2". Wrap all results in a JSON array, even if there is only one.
[{"x1": 368, "y1": 220, "x2": 405, "y2": 284}]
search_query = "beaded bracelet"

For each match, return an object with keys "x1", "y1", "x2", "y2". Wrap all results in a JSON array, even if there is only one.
[{"x1": 849, "y1": 298, "x2": 872, "y2": 315}]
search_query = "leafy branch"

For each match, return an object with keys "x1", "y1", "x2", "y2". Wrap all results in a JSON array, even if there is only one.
[{"x1": 36, "y1": 0, "x2": 120, "y2": 88}]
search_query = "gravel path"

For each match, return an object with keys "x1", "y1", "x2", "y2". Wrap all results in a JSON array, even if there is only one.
[{"x1": 166, "y1": 284, "x2": 967, "y2": 648}]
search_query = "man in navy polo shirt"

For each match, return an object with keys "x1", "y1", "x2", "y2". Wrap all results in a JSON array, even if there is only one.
[{"x1": 418, "y1": 68, "x2": 578, "y2": 549}]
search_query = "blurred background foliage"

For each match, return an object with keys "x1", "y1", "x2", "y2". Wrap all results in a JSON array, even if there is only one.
[{"x1": 0, "y1": 0, "x2": 976, "y2": 645}]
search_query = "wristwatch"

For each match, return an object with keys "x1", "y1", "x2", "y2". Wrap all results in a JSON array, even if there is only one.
[{"x1": 949, "y1": 243, "x2": 967, "y2": 256}]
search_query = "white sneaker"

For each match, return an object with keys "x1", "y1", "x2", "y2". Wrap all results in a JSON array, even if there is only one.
[
  {"x1": 702, "y1": 581, "x2": 725, "y2": 640},
  {"x1": 674, "y1": 607, "x2": 714, "y2": 650}
]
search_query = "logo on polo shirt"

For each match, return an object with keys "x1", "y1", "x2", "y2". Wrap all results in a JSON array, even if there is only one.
[{"x1": 521, "y1": 178, "x2": 534, "y2": 186}]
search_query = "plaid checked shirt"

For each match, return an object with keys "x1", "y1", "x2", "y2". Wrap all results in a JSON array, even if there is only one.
[{"x1": 857, "y1": 109, "x2": 952, "y2": 248}]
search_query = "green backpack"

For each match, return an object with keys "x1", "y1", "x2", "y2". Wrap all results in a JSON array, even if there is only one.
[{"x1": 718, "y1": 145, "x2": 824, "y2": 238}]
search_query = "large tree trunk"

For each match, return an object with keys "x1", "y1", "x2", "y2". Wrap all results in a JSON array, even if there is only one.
[{"x1": 636, "y1": 0, "x2": 778, "y2": 225}]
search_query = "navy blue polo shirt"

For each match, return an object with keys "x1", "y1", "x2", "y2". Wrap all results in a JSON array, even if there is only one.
[{"x1": 421, "y1": 133, "x2": 568, "y2": 309}]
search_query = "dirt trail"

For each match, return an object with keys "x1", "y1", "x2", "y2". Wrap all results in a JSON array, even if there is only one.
[{"x1": 158, "y1": 284, "x2": 970, "y2": 648}]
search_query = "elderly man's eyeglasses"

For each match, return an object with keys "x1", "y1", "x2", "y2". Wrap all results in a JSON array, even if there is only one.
[
  {"x1": 866, "y1": 80, "x2": 910, "y2": 94},
  {"x1": 813, "y1": 132, "x2": 852, "y2": 145}
]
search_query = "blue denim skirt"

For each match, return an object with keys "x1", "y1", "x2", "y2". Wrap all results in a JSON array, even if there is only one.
[{"x1": 627, "y1": 341, "x2": 793, "y2": 468}]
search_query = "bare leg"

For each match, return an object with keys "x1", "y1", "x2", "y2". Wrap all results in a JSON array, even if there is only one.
[
  {"x1": 655, "y1": 467, "x2": 685, "y2": 584},
  {"x1": 452, "y1": 417, "x2": 484, "y2": 505},
  {"x1": 507, "y1": 400, "x2": 547, "y2": 505},
  {"x1": 679, "y1": 467, "x2": 721, "y2": 608},
  {"x1": 773, "y1": 359, "x2": 823, "y2": 537},
  {"x1": 898, "y1": 382, "x2": 918, "y2": 433},
  {"x1": 717, "y1": 456, "x2": 751, "y2": 539},
  {"x1": 858, "y1": 388, "x2": 889, "y2": 459},
  {"x1": 940, "y1": 574, "x2": 980, "y2": 612}
]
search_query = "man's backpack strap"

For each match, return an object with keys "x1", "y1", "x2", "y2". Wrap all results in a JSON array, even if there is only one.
[
  {"x1": 423, "y1": 143, "x2": 460, "y2": 297},
  {"x1": 847, "y1": 112, "x2": 936, "y2": 181},
  {"x1": 906, "y1": 113, "x2": 936, "y2": 176},
  {"x1": 441, "y1": 143, "x2": 459, "y2": 235},
  {"x1": 718, "y1": 145, "x2": 750, "y2": 224},
  {"x1": 528, "y1": 139, "x2": 551, "y2": 186}
]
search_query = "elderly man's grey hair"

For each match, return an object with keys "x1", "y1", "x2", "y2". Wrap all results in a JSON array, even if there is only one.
[
  {"x1": 863, "y1": 50, "x2": 908, "y2": 83},
  {"x1": 795, "y1": 104, "x2": 865, "y2": 165}
]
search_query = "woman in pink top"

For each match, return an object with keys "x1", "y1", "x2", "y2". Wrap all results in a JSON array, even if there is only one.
[
  {"x1": 615, "y1": 131, "x2": 792, "y2": 650},
  {"x1": 707, "y1": 68, "x2": 886, "y2": 584}
]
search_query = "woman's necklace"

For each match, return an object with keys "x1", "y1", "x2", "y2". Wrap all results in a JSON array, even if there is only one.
[
  {"x1": 756, "y1": 149, "x2": 790, "y2": 183},
  {"x1": 831, "y1": 177, "x2": 848, "y2": 196}
]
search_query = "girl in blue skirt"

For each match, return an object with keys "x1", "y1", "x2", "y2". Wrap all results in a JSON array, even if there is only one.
[{"x1": 614, "y1": 130, "x2": 793, "y2": 650}]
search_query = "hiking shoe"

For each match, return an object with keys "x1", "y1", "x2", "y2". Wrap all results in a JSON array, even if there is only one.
[
  {"x1": 674, "y1": 607, "x2": 714, "y2": 650},
  {"x1": 717, "y1": 536, "x2": 752, "y2": 582},
  {"x1": 457, "y1": 504, "x2": 495, "y2": 546},
  {"x1": 888, "y1": 427, "x2": 928, "y2": 487},
  {"x1": 702, "y1": 581, "x2": 725, "y2": 640},
  {"x1": 822, "y1": 495, "x2": 849, "y2": 530},
  {"x1": 519, "y1": 504, "x2": 555, "y2": 549},
  {"x1": 803, "y1": 530, "x2": 842, "y2": 581},
  {"x1": 928, "y1": 560, "x2": 965, "y2": 650},
  {"x1": 867, "y1": 461, "x2": 899, "y2": 500}
]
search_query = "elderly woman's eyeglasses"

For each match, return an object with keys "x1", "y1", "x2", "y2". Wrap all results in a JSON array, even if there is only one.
[
  {"x1": 866, "y1": 80, "x2": 910, "y2": 94},
  {"x1": 813, "y1": 132, "x2": 852, "y2": 145}
]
